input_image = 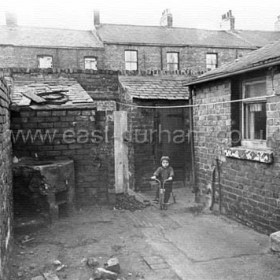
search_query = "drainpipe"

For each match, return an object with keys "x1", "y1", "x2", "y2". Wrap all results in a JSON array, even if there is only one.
[
  {"x1": 216, "y1": 157, "x2": 222, "y2": 213},
  {"x1": 160, "y1": 47, "x2": 163, "y2": 70},
  {"x1": 189, "y1": 87, "x2": 198, "y2": 202}
]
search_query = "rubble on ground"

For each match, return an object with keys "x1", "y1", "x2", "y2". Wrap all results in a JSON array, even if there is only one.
[
  {"x1": 114, "y1": 193, "x2": 148, "y2": 211},
  {"x1": 104, "y1": 257, "x2": 120, "y2": 273},
  {"x1": 93, "y1": 267, "x2": 118, "y2": 279},
  {"x1": 43, "y1": 271, "x2": 60, "y2": 280},
  {"x1": 86, "y1": 257, "x2": 99, "y2": 268}
]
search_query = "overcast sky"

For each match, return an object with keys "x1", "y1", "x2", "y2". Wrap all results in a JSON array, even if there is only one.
[{"x1": 0, "y1": 0, "x2": 279, "y2": 31}]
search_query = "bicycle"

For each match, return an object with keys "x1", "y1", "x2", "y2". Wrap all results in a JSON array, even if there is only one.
[{"x1": 151, "y1": 178, "x2": 176, "y2": 210}]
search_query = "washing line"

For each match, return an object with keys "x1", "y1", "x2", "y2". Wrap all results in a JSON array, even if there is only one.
[{"x1": 116, "y1": 94, "x2": 274, "y2": 109}]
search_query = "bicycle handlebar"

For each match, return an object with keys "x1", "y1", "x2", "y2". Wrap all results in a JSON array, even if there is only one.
[{"x1": 150, "y1": 178, "x2": 173, "y2": 183}]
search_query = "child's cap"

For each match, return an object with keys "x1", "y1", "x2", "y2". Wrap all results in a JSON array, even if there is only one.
[{"x1": 161, "y1": 156, "x2": 170, "y2": 163}]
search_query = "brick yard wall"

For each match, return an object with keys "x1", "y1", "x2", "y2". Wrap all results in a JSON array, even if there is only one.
[
  {"x1": 103, "y1": 44, "x2": 254, "y2": 72},
  {"x1": 0, "y1": 79, "x2": 12, "y2": 280},
  {"x1": 0, "y1": 46, "x2": 104, "y2": 70},
  {"x1": 11, "y1": 107, "x2": 115, "y2": 205},
  {"x1": 3, "y1": 68, "x2": 119, "y2": 102},
  {"x1": 192, "y1": 71, "x2": 280, "y2": 234}
]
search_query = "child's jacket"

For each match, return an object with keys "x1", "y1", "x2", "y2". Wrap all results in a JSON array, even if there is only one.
[{"x1": 153, "y1": 166, "x2": 174, "y2": 182}]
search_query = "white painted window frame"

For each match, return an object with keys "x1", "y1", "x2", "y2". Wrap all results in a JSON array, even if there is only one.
[{"x1": 241, "y1": 78, "x2": 267, "y2": 149}]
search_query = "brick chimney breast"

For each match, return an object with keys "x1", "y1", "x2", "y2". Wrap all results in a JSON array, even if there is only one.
[
  {"x1": 160, "y1": 9, "x2": 173, "y2": 27},
  {"x1": 220, "y1": 10, "x2": 235, "y2": 31},
  {"x1": 5, "y1": 12, "x2": 17, "y2": 27}
]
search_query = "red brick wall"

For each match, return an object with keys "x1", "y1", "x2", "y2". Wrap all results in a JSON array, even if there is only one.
[
  {"x1": 0, "y1": 46, "x2": 104, "y2": 70},
  {"x1": 0, "y1": 79, "x2": 12, "y2": 280},
  {"x1": 192, "y1": 71, "x2": 280, "y2": 234},
  {"x1": 103, "y1": 44, "x2": 254, "y2": 72},
  {"x1": 11, "y1": 107, "x2": 115, "y2": 205}
]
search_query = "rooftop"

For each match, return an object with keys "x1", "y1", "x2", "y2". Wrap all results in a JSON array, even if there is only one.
[
  {"x1": 12, "y1": 77, "x2": 94, "y2": 108},
  {"x1": 186, "y1": 39, "x2": 280, "y2": 86},
  {"x1": 119, "y1": 75, "x2": 189, "y2": 100},
  {"x1": 96, "y1": 24, "x2": 280, "y2": 48},
  {"x1": 0, "y1": 25, "x2": 104, "y2": 49}
]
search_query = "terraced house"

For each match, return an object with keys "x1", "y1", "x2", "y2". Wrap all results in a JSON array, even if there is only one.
[{"x1": 96, "y1": 9, "x2": 280, "y2": 73}]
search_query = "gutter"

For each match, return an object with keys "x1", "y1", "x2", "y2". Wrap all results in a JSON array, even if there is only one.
[
  {"x1": 0, "y1": 44, "x2": 105, "y2": 50},
  {"x1": 102, "y1": 41, "x2": 256, "y2": 50},
  {"x1": 185, "y1": 59, "x2": 280, "y2": 86}
]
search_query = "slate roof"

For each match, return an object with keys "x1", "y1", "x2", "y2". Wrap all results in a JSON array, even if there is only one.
[
  {"x1": 96, "y1": 24, "x2": 280, "y2": 48},
  {"x1": 234, "y1": 30, "x2": 280, "y2": 48},
  {"x1": 186, "y1": 39, "x2": 280, "y2": 86},
  {"x1": 12, "y1": 77, "x2": 94, "y2": 108},
  {"x1": 0, "y1": 25, "x2": 103, "y2": 49},
  {"x1": 119, "y1": 76, "x2": 189, "y2": 100}
]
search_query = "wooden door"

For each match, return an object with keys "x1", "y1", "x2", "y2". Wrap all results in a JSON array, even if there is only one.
[{"x1": 155, "y1": 107, "x2": 186, "y2": 182}]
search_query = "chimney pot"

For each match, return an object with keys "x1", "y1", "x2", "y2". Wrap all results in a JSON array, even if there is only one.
[
  {"x1": 275, "y1": 15, "x2": 280, "y2": 31},
  {"x1": 5, "y1": 12, "x2": 17, "y2": 27},
  {"x1": 93, "y1": 10, "x2": 100, "y2": 26},
  {"x1": 220, "y1": 10, "x2": 235, "y2": 31},
  {"x1": 160, "y1": 9, "x2": 173, "y2": 27}
]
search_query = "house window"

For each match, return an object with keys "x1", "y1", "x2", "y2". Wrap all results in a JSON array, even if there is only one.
[
  {"x1": 242, "y1": 78, "x2": 267, "y2": 148},
  {"x1": 167, "y1": 52, "x2": 179, "y2": 71},
  {"x1": 85, "y1": 57, "x2": 97, "y2": 70},
  {"x1": 38, "y1": 56, "x2": 53, "y2": 68},
  {"x1": 206, "y1": 53, "x2": 218, "y2": 71},
  {"x1": 125, "y1": 50, "x2": 138, "y2": 70}
]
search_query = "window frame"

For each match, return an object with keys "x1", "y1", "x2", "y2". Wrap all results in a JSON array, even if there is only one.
[
  {"x1": 241, "y1": 78, "x2": 267, "y2": 149},
  {"x1": 124, "y1": 50, "x2": 138, "y2": 71},
  {"x1": 166, "y1": 52, "x2": 179, "y2": 71},
  {"x1": 206, "y1": 53, "x2": 218, "y2": 71},
  {"x1": 37, "y1": 55, "x2": 53, "y2": 69},
  {"x1": 84, "y1": 56, "x2": 98, "y2": 70}
]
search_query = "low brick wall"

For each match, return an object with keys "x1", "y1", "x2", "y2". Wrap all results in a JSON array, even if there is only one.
[
  {"x1": 193, "y1": 74, "x2": 280, "y2": 234},
  {"x1": 0, "y1": 79, "x2": 13, "y2": 280},
  {"x1": 0, "y1": 68, "x2": 119, "y2": 101},
  {"x1": 11, "y1": 107, "x2": 115, "y2": 205}
]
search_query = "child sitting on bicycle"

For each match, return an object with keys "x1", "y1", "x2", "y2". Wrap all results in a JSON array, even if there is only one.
[{"x1": 151, "y1": 156, "x2": 174, "y2": 204}]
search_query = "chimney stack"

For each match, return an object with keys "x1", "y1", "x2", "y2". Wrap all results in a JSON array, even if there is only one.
[
  {"x1": 275, "y1": 15, "x2": 280, "y2": 31},
  {"x1": 5, "y1": 12, "x2": 17, "y2": 27},
  {"x1": 160, "y1": 9, "x2": 173, "y2": 27},
  {"x1": 93, "y1": 10, "x2": 100, "y2": 26},
  {"x1": 220, "y1": 10, "x2": 235, "y2": 31}
]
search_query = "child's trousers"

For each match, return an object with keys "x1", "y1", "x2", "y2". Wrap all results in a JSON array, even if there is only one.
[{"x1": 155, "y1": 182, "x2": 173, "y2": 203}]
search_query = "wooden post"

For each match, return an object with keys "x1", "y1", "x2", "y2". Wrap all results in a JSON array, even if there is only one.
[{"x1": 114, "y1": 111, "x2": 129, "y2": 194}]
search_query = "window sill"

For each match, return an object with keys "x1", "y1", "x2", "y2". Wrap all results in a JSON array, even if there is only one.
[{"x1": 224, "y1": 146, "x2": 273, "y2": 164}]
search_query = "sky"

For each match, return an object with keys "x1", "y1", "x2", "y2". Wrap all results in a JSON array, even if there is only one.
[{"x1": 0, "y1": 0, "x2": 279, "y2": 31}]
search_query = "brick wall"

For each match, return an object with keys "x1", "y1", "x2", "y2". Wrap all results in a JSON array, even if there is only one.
[
  {"x1": 103, "y1": 44, "x2": 254, "y2": 72},
  {"x1": 0, "y1": 79, "x2": 12, "y2": 280},
  {"x1": 6, "y1": 68, "x2": 118, "y2": 205},
  {"x1": 1, "y1": 68, "x2": 119, "y2": 101},
  {"x1": 11, "y1": 107, "x2": 115, "y2": 205},
  {"x1": 0, "y1": 46, "x2": 104, "y2": 70},
  {"x1": 193, "y1": 71, "x2": 280, "y2": 234}
]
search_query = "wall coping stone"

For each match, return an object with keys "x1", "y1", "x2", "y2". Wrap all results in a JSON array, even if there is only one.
[
  {"x1": 225, "y1": 146, "x2": 273, "y2": 164},
  {"x1": 0, "y1": 68, "x2": 119, "y2": 76},
  {"x1": 118, "y1": 69, "x2": 205, "y2": 77}
]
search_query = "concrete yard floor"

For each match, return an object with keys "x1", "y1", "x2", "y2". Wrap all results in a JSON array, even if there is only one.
[{"x1": 10, "y1": 187, "x2": 280, "y2": 280}]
